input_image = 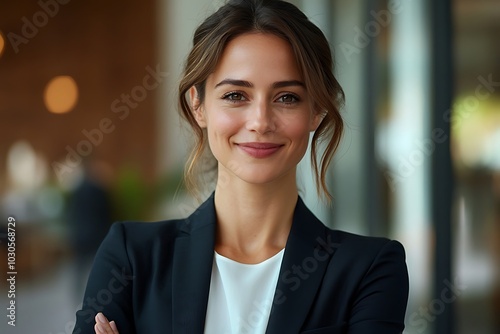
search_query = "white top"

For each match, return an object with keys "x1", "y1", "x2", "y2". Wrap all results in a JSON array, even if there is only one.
[{"x1": 204, "y1": 249, "x2": 285, "y2": 334}]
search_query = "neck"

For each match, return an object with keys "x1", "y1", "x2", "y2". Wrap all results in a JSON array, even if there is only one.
[{"x1": 213, "y1": 167, "x2": 298, "y2": 263}]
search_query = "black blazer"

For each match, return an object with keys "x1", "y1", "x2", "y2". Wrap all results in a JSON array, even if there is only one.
[{"x1": 73, "y1": 193, "x2": 409, "y2": 334}]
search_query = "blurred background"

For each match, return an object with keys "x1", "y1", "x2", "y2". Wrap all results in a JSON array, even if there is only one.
[{"x1": 0, "y1": 0, "x2": 498, "y2": 333}]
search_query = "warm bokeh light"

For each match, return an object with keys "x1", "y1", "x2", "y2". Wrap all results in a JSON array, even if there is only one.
[
  {"x1": 452, "y1": 96, "x2": 500, "y2": 170},
  {"x1": 0, "y1": 31, "x2": 5, "y2": 57},
  {"x1": 43, "y1": 75, "x2": 79, "y2": 114},
  {"x1": 6, "y1": 140, "x2": 48, "y2": 190}
]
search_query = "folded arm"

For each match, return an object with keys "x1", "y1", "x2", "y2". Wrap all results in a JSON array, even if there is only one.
[
  {"x1": 348, "y1": 240, "x2": 409, "y2": 334},
  {"x1": 73, "y1": 223, "x2": 135, "y2": 334}
]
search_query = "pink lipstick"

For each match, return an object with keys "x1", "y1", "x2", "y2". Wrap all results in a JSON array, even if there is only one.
[{"x1": 237, "y1": 142, "x2": 284, "y2": 158}]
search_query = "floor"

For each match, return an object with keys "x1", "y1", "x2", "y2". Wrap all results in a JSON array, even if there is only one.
[{"x1": 0, "y1": 262, "x2": 86, "y2": 334}]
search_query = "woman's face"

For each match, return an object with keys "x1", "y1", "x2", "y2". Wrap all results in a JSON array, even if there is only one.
[{"x1": 192, "y1": 33, "x2": 320, "y2": 186}]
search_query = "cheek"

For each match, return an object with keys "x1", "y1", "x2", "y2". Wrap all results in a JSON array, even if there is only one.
[
  {"x1": 205, "y1": 111, "x2": 241, "y2": 147},
  {"x1": 212, "y1": 113, "x2": 238, "y2": 131},
  {"x1": 283, "y1": 116, "x2": 313, "y2": 143}
]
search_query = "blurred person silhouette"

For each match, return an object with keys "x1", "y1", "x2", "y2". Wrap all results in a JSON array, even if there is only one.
[
  {"x1": 73, "y1": 1, "x2": 409, "y2": 333},
  {"x1": 494, "y1": 203, "x2": 500, "y2": 333},
  {"x1": 492, "y1": 171, "x2": 500, "y2": 333},
  {"x1": 67, "y1": 159, "x2": 113, "y2": 299}
]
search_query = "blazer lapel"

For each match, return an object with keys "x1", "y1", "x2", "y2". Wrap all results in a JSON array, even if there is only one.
[
  {"x1": 172, "y1": 194, "x2": 216, "y2": 334},
  {"x1": 266, "y1": 197, "x2": 340, "y2": 333}
]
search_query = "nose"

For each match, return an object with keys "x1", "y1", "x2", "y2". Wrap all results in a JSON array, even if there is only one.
[{"x1": 245, "y1": 99, "x2": 276, "y2": 134}]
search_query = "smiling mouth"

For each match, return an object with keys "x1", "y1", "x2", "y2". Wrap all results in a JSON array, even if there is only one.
[{"x1": 237, "y1": 142, "x2": 284, "y2": 158}]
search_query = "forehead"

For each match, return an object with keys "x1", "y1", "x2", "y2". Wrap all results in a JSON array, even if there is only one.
[{"x1": 210, "y1": 32, "x2": 302, "y2": 83}]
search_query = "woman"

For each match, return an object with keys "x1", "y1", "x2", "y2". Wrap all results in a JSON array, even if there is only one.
[{"x1": 73, "y1": 0, "x2": 409, "y2": 333}]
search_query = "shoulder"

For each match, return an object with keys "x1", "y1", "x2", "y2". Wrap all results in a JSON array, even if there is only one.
[
  {"x1": 110, "y1": 218, "x2": 185, "y2": 245},
  {"x1": 295, "y1": 198, "x2": 405, "y2": 261},
  {"x1": 327, "y1": 228, "x2": 406, "y2": 267},
  {"x1": 320, "y1": 231, "x2": 409, "y2": 331},
  {"x1": 105, "y1": 193, "x2": 217, "y2": 250},
  {"x1": 93, "y1": 219, "x2": 187, "y2": 269},
  {"x1": 320, "y1": 228, "x2": 408, "y2": 296},
  {"x1": 332, "y1": 229, "x2": 405, "y2": 254}
]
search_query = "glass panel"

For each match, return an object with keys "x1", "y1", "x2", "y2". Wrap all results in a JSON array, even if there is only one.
[{"x1": 453, "y1": 0, "x2": 500, "y2": 333}]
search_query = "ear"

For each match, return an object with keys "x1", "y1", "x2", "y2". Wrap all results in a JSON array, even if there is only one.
[
  {"x1": 309, "y1": 111, "x2": 323, "y2": 132},
  {"x1": 189, "y1": 86, "x2": 207, "y2": 128}
]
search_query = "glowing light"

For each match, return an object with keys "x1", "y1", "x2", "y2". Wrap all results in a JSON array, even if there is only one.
[
  {"x1": 7, "y1": 141, "x2": 48, "y2": 190},
  {"x1": 44, "y1": 76, "x2": 79, "y2": 114},
  {"x1": 0, "y1": 31, "x2": 5, "y2": 57}
]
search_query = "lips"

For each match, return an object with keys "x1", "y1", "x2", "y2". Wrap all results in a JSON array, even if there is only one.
[{"x1": 237, "y1": 142, "x2": 284, "y2": 158}]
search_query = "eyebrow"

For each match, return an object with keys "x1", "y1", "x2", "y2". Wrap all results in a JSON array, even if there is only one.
[{"x1": 214, "y1": 79, "x2": 305, "y2": 89}]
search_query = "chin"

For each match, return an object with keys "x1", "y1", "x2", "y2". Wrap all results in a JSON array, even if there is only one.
[{"x1": 232, "y1": 166, "x2": 294, "y2": 186}]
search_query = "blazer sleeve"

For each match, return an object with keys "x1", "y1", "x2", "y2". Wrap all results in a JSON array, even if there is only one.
[
  {"x1": 72, "y1": 222, "x2": 136, "y2": 334},
  {"x1": 348, "y1": 240, "x2": 409, "y2": 334}
]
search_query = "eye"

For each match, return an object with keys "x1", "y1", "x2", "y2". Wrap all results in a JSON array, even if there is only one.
[
  {"x1": 222, "y1": 92, "x2": 246, "y2": 102},
  {"x1": 276, "y1": 93, "x2": 300, "y2": 104}
]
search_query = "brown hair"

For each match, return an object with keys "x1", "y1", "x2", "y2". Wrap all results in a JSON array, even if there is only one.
[{"x1": 178, "y1": 0, "x2": 344, "y2": 201}]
